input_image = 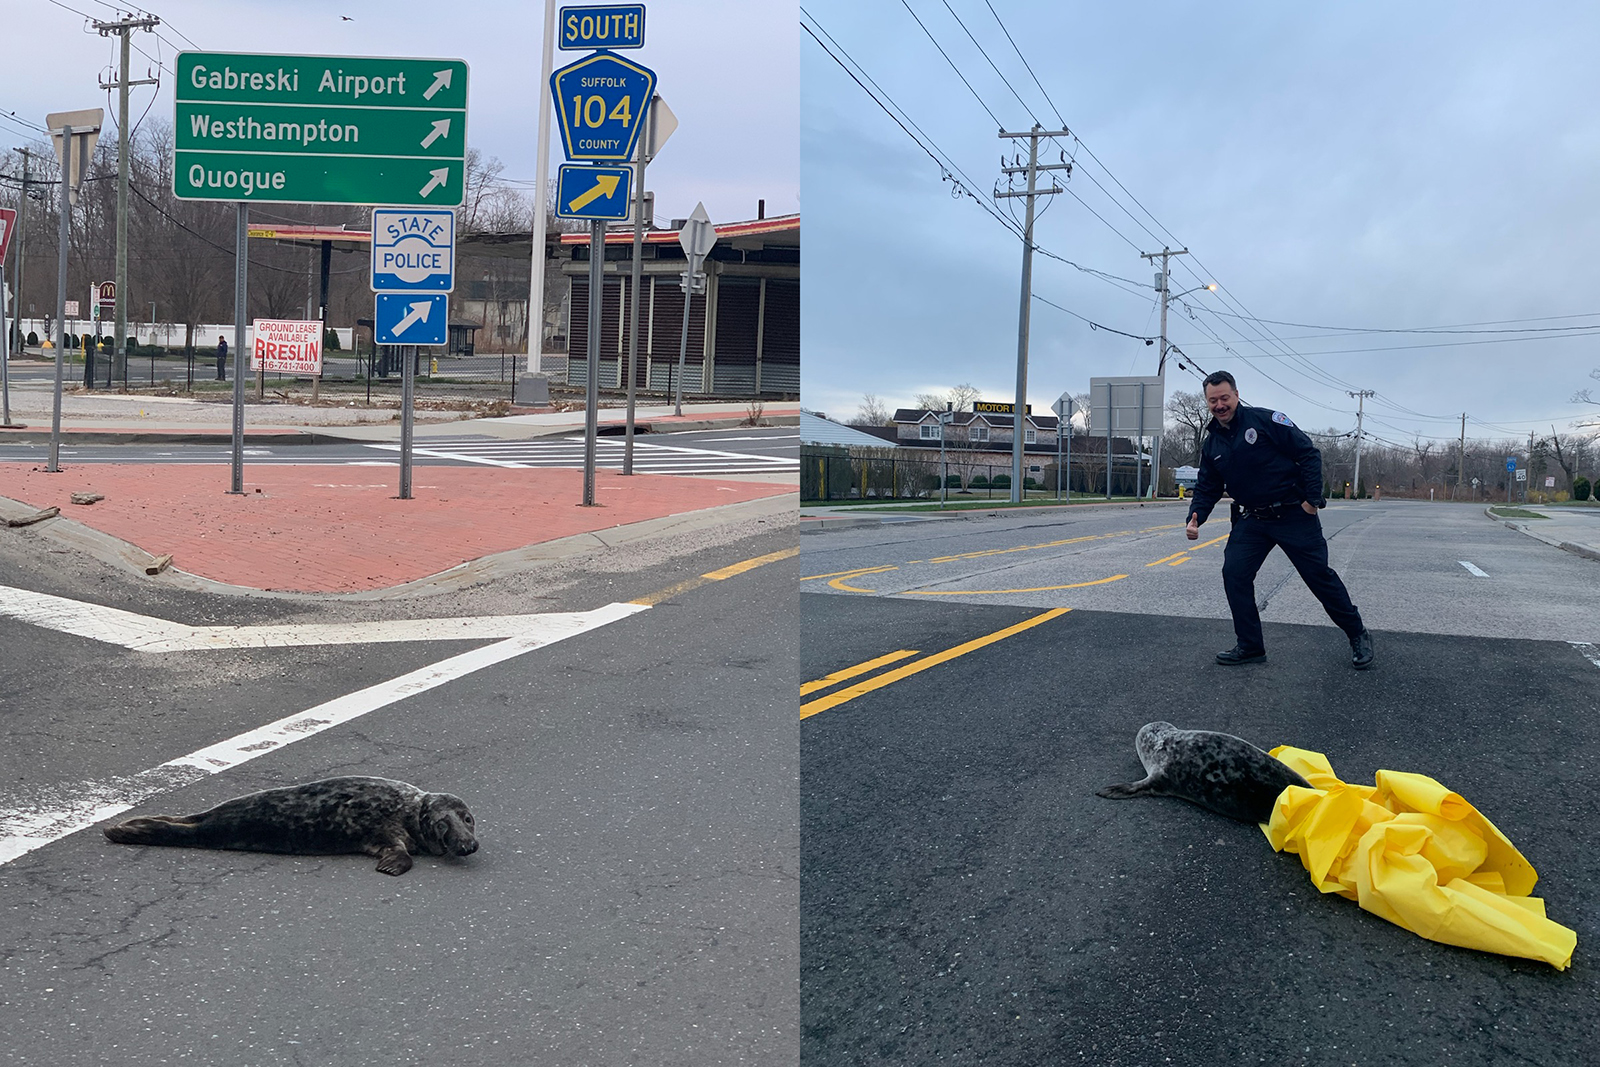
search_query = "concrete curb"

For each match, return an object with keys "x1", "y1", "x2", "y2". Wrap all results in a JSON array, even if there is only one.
[
  {"x1": 1484, "y1": 505, "x2": 1600, "y2": 563},
  {"x1": 0, "y1": 490, "x2": 797, "y2": 601}
]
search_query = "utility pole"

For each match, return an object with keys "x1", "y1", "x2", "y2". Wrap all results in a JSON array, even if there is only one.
[
  {"x1": 95, "y1": 13, "x2": 161, "y2": 391},
  {"x1": 1140, "y1": 247, "x2": 1191, "y2": 499},
  {"x1": 1457, "y1": 413, "x2": 1466, "y2": 500},
  {"x1": 1527, "y1": 430, "x2": 1535, "y2": 504},
  {"x1": 1348, "y1": 389, "x2": 1374, "y2": 499},
  {"x1": 12, "y1": 149, "x2": 31, "y2": 358},
  {"x1": 996, "y1": 125, "x2": 1070, "y2": 503}
]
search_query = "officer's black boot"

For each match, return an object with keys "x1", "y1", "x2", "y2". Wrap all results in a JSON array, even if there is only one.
[{"x1": 1350, "y1": 629, "x2": 1374, "y2": 670}]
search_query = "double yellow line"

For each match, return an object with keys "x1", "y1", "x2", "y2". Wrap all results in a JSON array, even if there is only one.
[{"x1": 799, "y1": 607, "x2": 1069, "y2": 720}]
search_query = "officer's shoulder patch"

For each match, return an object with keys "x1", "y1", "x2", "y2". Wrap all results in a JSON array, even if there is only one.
[{"x1": 1271, "y1": 411, "x2": 1295, "y2": 427}]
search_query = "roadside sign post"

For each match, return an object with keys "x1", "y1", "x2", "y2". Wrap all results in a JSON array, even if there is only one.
[
  {"x1": 673, "y1": 201, "x2": 715, "y2": 417},
  {"x1": 551, "y1": 34, "x2": 656, "y2": 505},
  {"x1": 46, "y1": 109, "x2": 103, "y2": 473},
  {"x1": 372, "y1": 206, "x2": 456, "y2": 500},
  {"x1": 0, "y1": 206, "x2": 16, "y2": 427},
  {"x1": 1053, "y1": 394, "x2": 1074, "y2": 503},
  {"x1": 174, "y1": 52, "x2": 467, "y2": 494}
]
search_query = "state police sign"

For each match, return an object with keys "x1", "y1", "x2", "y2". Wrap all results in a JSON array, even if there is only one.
[{"x1": 371, "y1": 207, "x2": 455, "y2": 292}]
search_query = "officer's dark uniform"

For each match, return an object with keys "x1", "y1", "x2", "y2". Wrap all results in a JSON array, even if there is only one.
[
  {"x1": 216, "y1": 337, "x2": 228, "y2": 381},
  {"x1": 1187, "y1": 405, "x2": 1365, "y2": 658}
]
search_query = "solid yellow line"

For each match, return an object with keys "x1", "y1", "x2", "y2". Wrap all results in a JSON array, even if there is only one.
[
  {"x1": 1146, "y1": 552, "x2": 1187, "y2": 567},
  {"x1": 1168, "y1": 557, "x2": 1191, "y2": 566},
  {"x1": 799, "y1": 649, "x2": 921, "y2": 696},
  {"x1": 828, "y1": 576, "x2": 883, "y2": 593},
  {"x1": 702, "y1": 547, "x2": 798, "y2": 581},
  {"x1": 801, "y1": 565, "x2": 899, "y2": 582},
  {"x1": 630, "y1": 546, "x2": 799, "y2": 606},
  {"x1": 902, "y1": 574, "x2": 1128, "y2": 596},
  {"x1": 927, "y1": 531, "x2": 1129, "y2": 563},
  {"x1": 800, "y1": 608, "x2": 1069, "y2": 719}
]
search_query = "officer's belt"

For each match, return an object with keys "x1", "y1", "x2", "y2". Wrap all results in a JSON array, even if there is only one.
[{"x1": 1233, "y1": 501, "x2": 1302, "y2": 520}]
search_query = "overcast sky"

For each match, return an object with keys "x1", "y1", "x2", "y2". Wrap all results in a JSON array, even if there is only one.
[
  {"x1": 0, "y1": 0, "x2": 797, "y2": 231},
  {"x1": 801, "y1": 2, "x2": 1600, "y2": 446}
]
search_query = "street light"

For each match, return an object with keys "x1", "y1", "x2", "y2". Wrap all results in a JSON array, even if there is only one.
[{"x1": 1169, "y1": 283, "x2": 1217, "y2": 301}]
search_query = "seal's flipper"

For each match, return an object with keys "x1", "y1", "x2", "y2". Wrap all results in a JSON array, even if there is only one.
[
  {"x1": 1096, "y1": 778, "x2": 1155, "y2": 800},
  {"x1": 374, "y1": 846, "x2": 413, "y2": 876}
]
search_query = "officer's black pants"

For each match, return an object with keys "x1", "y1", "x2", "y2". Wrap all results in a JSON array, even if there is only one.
[{"x1": 1221, "y1": 508, "x2": 1363, "y2": 653}]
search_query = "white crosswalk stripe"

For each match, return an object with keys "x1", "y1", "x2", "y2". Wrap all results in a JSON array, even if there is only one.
[{"x1": 366, "y1": 436, "x2": 797, "y2": 475}]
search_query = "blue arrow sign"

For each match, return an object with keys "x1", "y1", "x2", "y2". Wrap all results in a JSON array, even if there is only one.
[
  {"x1": 375, "y1": 292, "x2": 447, "y2": 345},
  {"x1": 550, "y1": 50, "x2": 656, "y2": 162},
  {"x1": 555, "y1": 164, "x2": 631, "y2": 220},
  {"x1": 1506, "y1": 457, "x2": 1517, "y2": 471},
  {"x1": 371, "y1": 207, "x2": 455, "y2": 292}
]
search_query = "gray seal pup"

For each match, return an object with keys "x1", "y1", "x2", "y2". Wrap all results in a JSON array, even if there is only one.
[
  {"x1": 1095, "y1": 721, "x2": 1310, "y2": 824},
  {"x1": 103, "y1": 776, "x2": 478, "y2": 876}
]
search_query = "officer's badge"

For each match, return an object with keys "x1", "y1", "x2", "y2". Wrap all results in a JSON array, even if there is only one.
[
  {"x1": 1271, "y1": 411, "x2": 1295, "y2": 427},
  {"x1": 1244, "y1": 427, "x2": 1258, "y2": 444}
]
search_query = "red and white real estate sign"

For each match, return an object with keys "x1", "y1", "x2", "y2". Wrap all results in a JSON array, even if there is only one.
[{"x1": 251, "y1": 318, "x2": 323, "y2": 375}]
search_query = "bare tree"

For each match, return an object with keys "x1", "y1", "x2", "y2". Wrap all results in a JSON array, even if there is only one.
[
  {"x1": 851, "y1": 393, "x2": 890, "y2": 427},
  {"x1": 1546, "y1": 429, "x2": 1593, "y2": 492},
  {"x1": 1164, "y1": 389, "x2": 1208, "y2": 466}
]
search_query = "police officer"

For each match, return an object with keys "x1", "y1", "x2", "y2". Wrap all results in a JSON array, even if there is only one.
[
  {"x1": 1184, "y1": 370, "x2": 1373, "y2": 670},
  {"x1": 216, "y1": 335, "x2": 228, "y2": 381}
]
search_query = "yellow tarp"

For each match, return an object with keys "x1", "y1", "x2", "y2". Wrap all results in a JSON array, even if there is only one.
[{"x1": 1262, "y1": 746, "x2": 1576, "y2": 970}]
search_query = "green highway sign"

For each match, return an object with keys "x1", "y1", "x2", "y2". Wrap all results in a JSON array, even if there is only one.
[{"x1": 174, "y1": 52, "x2": 468, "y2": 206}]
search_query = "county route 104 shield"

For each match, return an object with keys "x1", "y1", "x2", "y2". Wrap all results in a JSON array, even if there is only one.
[{"x1": 549, "y1": 50, "x2": 656, "y2": 163}]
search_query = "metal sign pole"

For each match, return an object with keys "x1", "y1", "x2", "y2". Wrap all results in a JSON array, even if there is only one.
[
  {"x1": 622, "y1": 100, "x2": 655, "y2": 476},
  {"x1": 400, "y1": 344, "x2": 415, "y2": 499},
  {"x1": 584, "y1": 218, "x2": 603, "y2": 505},
  {"x1": 1065, "y1": 398, "x2": 1073, "y2": 504},
  {"x1": 0, "y1": 263, "x2": 9, "y2": 426},
  {"x1": 48, "y1": 126, "x2": 73, "y2": 474},
  {"x1": 674, "y1": 267, "x2": 693, "y2": 418},
  {"x1": 230, "y1": 203, "x2": 247, "y2": 493}
]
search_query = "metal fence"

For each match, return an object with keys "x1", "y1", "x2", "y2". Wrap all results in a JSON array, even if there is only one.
[
  {"x1": 801, "y1": 449, "x2": 1159, "y2": 503},
  {"x1": 68, "y1": 342, "x2": 522, "y2": 404}
]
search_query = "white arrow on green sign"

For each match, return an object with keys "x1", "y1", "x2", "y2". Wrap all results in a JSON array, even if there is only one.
[{"x1": 174, "y1": 52, "x2": 468, "y2": 206}]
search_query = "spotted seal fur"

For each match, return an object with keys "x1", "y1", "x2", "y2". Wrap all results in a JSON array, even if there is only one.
[
  {"x1": 1095, "y1": 721, "x2": 1310, "y2": 824},
  {"x1": 103, "y1": 776, "x2": 478, "y2": 875}
]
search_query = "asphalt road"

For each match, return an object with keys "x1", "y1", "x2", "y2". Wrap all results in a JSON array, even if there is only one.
[
  {"x1": 0, "y1": 425, "x2": 799, "y2": 471},
  {"x1": 0, "y1": 511, "x2": 797, "y2": 1066},
  {"x1": 800, "y1": 502, "x2": 1600, "y2": 1066}
]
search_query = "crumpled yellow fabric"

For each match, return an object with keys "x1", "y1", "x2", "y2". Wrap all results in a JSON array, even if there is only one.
[{"x1": 1261, "y1": 746, "x2": 1576, "y2": 970}]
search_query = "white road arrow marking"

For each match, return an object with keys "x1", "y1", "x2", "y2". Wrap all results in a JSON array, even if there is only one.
[
  {"x1": 0, "y1": 601, "x2": 648, "y2": 866},
  {"x1": 423, "y1": 68, "x2": 452, "y2": 100},
  {"x1": 392, "y1": 299, "x2": 433, "y2": 336},
  {"x1": 419, "y1": 167, "x2": 449, "y2": 197},
  {"x1": 420, "y1": 118, "x2": 450, "y2": 149},
  {"x1": 0, "y1": 581, "x2": 645, "y2": 653}
]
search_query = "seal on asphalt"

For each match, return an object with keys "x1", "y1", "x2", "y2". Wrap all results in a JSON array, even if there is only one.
[
  {"x1": 103, "y1": 776, "x2": 478, "y2": 876},
  {"x1": 1095, "y1": 721, "x2": 1310, "y2": 824}
]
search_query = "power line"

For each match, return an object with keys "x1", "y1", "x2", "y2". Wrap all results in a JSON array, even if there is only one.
[
  {"x1": 898, "y1": 1, "x2": 1004, "y2": 129},
  {"x1": 801, "y1": 11, "x2": 1024, "y2": 241},
  {"x1": 984, "y1": 0, "x2": 1066, "y2": 127},
  {"x1": 934, "y1": 0, "x2": 1038, "y2": 126}
]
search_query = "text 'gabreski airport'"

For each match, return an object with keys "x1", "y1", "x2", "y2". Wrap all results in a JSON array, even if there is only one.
[{"x1": 188, "y1": 64, "x2": 414, "y2": 101}]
